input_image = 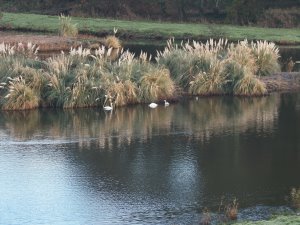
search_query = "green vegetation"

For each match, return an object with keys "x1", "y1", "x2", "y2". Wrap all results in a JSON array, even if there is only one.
[
  {"x1": 0, "y1": 0, "x2": 299, "y2": 28},
  {"x1": 234, "y1": 215, "x2": 300, "y2": 225},
  {"x1": 0, "y1": 37, "x2": 281, "y2": 110},
  {"x1": 1, "y1": 12, "x2": 300, "y2": 44},
  {"x1": 157, "y1": 38, "x2": 279, "y2": 96}
]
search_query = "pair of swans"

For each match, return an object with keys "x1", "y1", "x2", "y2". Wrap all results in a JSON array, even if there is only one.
[
  {"x1": 104, "y1": 99, "x2": 169, "y2": 111},
  {"x1": 148, "y1": 100, "x2": 169, "y2": 108}
]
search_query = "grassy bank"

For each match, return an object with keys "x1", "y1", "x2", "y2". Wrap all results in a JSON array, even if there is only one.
[
  {"x1": 234, "y1": 215, "x2": 300, "y2": 225},
  {"x1": 1, "y1": 12, "x2": 300, "y2": 44}
]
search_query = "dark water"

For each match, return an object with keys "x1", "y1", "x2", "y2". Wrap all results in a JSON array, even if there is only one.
[{"x1": 0, "y1": 93, "x2": 300, "y2": 225}]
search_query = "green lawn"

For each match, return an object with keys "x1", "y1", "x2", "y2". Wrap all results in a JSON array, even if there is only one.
[
  {"x1": 234, "y1": 215, "x2": 300, "y2": 225},
  {"x1": 1, "y1": 12, "x2": 300, "y2": 44}
]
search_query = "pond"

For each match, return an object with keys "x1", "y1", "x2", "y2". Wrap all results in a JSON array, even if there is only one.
[{"x1": 0, "y1": 93, "x2": 300, "y2": 224}]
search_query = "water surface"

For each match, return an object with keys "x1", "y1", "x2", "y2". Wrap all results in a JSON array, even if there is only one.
[{"x1": 0, "y1": 93, "x2": 300, "y2": 224}]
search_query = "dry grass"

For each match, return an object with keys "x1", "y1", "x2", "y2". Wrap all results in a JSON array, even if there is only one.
[
  {"x1": 139, "y1": 68, "x2": 175, "y2": 103},
  {"x1": 189, "y1": 59, "x2": 227, "y2": 95},
  {"x1": 251, "y1": 40, "x2": 280, "y2": 76},
  {"x1": 233, "y1": 74, "x2": 267, "y2": 96},
  {"x1": 58, "y1": 14, "x2": 78, "y2": 37},
  {"x1": 0, "y1": 38, "x2": 282, "y2": 110},
  {"x1": 2, "y1": 76, "x2": 39, "y2": 110}
]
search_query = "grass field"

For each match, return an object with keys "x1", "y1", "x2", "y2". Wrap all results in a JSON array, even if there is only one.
[{"x1": 1, "y1": 12, "x2": 300, "y2": 44}]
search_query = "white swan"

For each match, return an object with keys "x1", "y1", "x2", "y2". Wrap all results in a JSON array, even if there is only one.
[
  {"x1": 103, "y1": 102, "x2": 113, "y2": 111},
  {"x1": 148, "y1": 103, "x2": 158, "y2": 108},
  {"x1": 164, "y1": 100, "x2": 169, "y2": 106}
]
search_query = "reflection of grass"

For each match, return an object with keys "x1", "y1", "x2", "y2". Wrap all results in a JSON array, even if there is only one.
[
  {"x1": 2, "y1": 12, "x2": 300, "y2": 43},
  {"x1": 1, "y1": 110, "x2": 40, "y2": 140},
  {"x1": 0, "y1": 95, "x2": 279, "y2": 148}
]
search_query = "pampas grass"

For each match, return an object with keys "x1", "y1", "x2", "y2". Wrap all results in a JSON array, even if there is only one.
[
  {"x1": 58, "y1": 14, "x2": 78, "y2": 37},
  {"x1": 189, "y1": 59, "x2": 228, "y2": 95},
  {"x1": 158, "y1": 38, "x2": 279, "y2": 97},
  {"x1": 233, "y1": 74, "x2": 267, "y2": 96},
  {"x1": 0, "y1": 38, "x2": 282, "y2": 110},
  {"x1": 251, "y1": 40, "x2": 280, "y2": 76},
  {"x1": 2, "y1": 76, "x2": 39, "y2": 110},
  {"x1": 139, "y1": 68, "x2": 175, "y2": 103}
]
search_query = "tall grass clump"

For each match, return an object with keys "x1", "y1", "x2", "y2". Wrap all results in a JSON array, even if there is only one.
[
  {"x1": 251, "y1": 40, "x2": 280, "y2": 76},
  {"x1": 224, "y1": 40, "x2": 267, "y2": 96},
  {"x1": 105, "y1": 35, "x2": 122, "y2": 61},
  {"x1": 0, "y1": 42, "x2": 41, "y2": 82},
  {"x1": 156, "y1": 39, "x2": 199, "y2": 89},
  {"x1": 157, "y1": 38, "x2": 269, "y2": 96},
  {"x1": 157, "y1": 39, "x2": 228, "y2": 91},
  {"x1": 189, "y1": 59, "x2": 228, "y2": 95},
  {"x1": 44, "y1": 53, "x2": 74, "y2": 107},
  {"x1": 233, "y1": 74, "x2": 267, "y2": 96},
  {"x1": 139, "y1": 67, "x2": 175, "y2": 103},
  {"x1": 58, "y1": 14, "x2": 78, "y2": 37},
  {"x1": 0, "y1": 42, "x2": 45, "y2": 110},
  {"x1": 2, "y1": 76, "x2": 39, "y2": 110},
  {"x1": 0, "y1": 36, "x2": 281, "y2": 110}
]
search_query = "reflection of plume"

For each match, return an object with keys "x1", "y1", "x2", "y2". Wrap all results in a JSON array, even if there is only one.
[
  {"x1": 176, "y1": 96, "x2": 279, "y2": 142},
  {"x1": 0, "y1": 95, "x2": 280, "y2": 149}
]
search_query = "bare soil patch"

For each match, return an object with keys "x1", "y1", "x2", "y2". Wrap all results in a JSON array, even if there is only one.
[{"x1": 0, "y1": 31, "x2": 80, "y2": 51}]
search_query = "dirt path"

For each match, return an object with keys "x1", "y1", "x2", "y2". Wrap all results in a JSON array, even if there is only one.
[{"x1": 0, "y1": 31, "x2": 98, "y2": 52}]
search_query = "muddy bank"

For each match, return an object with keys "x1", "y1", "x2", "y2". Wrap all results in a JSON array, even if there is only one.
[{"x1": 260, "y1": 72, "x2": 300, "y2": 93}]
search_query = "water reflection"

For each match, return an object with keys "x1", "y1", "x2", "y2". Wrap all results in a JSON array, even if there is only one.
[
  {"x1": 0, "y1": 95, "x2": 279, "y2": 148},
  {"x1": 1, "y1": 93, "x2": 300, "y2": 224}
]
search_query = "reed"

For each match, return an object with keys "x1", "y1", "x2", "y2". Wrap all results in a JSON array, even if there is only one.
[
  {"x1": 2, "y1": 76, "x2": 39, "y2": 110},
  {"x1": 227, "y1": 40, "x2": 257, "y2": 74},
  {"x1": 44, "y1": 54, "x2": 74, "y2": 107},
  {"x1": 233, "y1": 74, "x2": 267, "y2": 96},
  {"x1": 251, "y1": 40, "x2": 280, "y2": 76},
  {"x1": 189, "y1": 59, "x2": 228, "y2": 95},
  {"x1": 64, "y1": 63, "x2": 103, "y2": 108},
  {"x1": 0, "y1": 38, "x2": 282, "y2": 110},
  {"x1": 139, "y1": 67, "x2": 175, "y2": 103}
]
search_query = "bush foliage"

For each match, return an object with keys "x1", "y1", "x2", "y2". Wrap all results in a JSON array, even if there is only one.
[{"x1": 0, "y1": 37, "x2": 281, "y2": 110}]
